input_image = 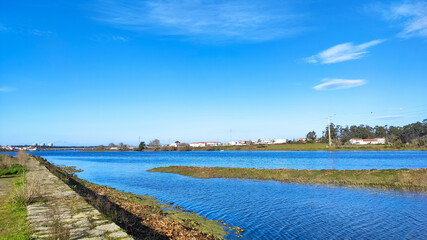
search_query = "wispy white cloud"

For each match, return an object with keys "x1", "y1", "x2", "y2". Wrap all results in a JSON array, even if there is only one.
[
  {"x1": 0, "y1": 24, "x2": 8, "y2": 31},
  {"x1": 374, "y1": 115, "x2": 407, "y2": 120},
  {"x1": 305, "y1": 39, "x2": 385, "y2": 64},
  {"x1": 112, "y1": 35, "x2": 128, "y2": 41},
  {"x1": 313, "y1": 79, "x2": 366, "y2": 91},
  {"x1": 30, "y1": 29, "x2": 53, "y2": 36},
  {"x1": 371, "y1": 1, "x2": 427, "y2": 38},
  {"x1": 0, "y1": 87, "x2": 15, "y2": 92},
  {"x1": 92, "y1": 0, "x2": 304, "y2": 41}
]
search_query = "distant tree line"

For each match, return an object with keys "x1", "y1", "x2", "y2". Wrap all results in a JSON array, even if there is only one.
[{"x1": 318, "y1": 119, "x2": 427, "y2": 146}]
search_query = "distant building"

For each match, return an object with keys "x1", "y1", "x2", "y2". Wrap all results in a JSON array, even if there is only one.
[
  {"x1": 272, "y1": 139, "x2": 287, "y2": 144},
  {"x1": 349, "y1": 138, "x2": 386, "y2": 145},
  {"x1": 296, "y1": 138, "x2": 307, "y2": 143},
  {"x1": 169, "y1": 142, "x2": 188, "y2": 147},
  {"x1": 40, "y1": 143, "x2": 46, "y2": 147},
  {"x1": 257, "y1": 140, "x2": 273, "y2": 145},
  {"x1": 190, "y1": 142, "x2": 222, "y2": 147},
  {"x1": 47, "y1": 143, "x2": 53, "y2": 147}
]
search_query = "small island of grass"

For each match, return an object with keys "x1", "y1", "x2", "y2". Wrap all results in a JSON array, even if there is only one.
[{"x1": 148, "y1": 166, "x2": 427, "y2": 192}]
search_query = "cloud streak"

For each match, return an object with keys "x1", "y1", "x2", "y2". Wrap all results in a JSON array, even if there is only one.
[
  {"x1": 375, "y1": 1, "x2": 427, "y2": 38},
  {"x1": 0, "y1": 24, "x2": 8, "y2": 31},
  {"x1": 0, "y1": 87, "x2": 15, "y2": 92},
  {"x1": 92, "y1": 0, "x2": 304, "y2": 41},
  {"x1": 313, "y1": 79, "x2": 366, "y2": 91},
  {"x1": 374, "y1": 115, "x2": 407, "y2": 120},
  {"x1": 305, "y1": 39, "x2": 385, "y2": 64},
  {"x1": 112, "y1": 35, "x2": 128, "y2": 41}
]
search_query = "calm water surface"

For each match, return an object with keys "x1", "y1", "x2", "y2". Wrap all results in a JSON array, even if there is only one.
[{"x1": 29, "y1": 151, "x2": 427, "y2": 239}]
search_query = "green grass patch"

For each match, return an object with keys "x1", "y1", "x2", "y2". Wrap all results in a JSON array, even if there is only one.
[
  {"x1": 0, "y1": 177, "x2": 33, "y2": 239},
  {"x1": 0, "y1": 164, "x2": 26, "y2": 177},
  {"x1": 149, "y1": 166, "x2": 427, "y2": 192}
]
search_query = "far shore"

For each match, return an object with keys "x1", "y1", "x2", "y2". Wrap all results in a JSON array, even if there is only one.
[
  {"x1": 2, "y1": 143, "x2": 426, "y2": 153},
  {"x1": 149, "y1": 166, "x2": 427, "y2": 192},
  {"x1": 83, "y1": 143, "x2": 427, "y2": 152}
]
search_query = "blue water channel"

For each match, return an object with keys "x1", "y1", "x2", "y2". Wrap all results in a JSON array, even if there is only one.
[{"x1": 28, "y1": 151, "x2": 427, "y2": 239}]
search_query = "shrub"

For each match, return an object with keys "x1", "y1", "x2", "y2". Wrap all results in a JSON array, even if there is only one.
[
  {"x1": 12, "y1": 174, "x2": 40, "y2": 206},
  {"x1": 177, "y1": 144, "x2": 191, "y2": 151},
  {"x1": 393, "y1": 140, "x2": 403, "y2": 149},
  {"x1": 205, "y1": 146, "x2": 216, "y2": 151},
  {"x1": 0, "y1": 164, "x2": 26, "y2": 176},
  {"x1": 16, "y1": 150, "x2": 28, "y2": 166},
  {"x1": 160, "y1": 145, "x2": 175, "y2": 151},
  {"x1": 0, "y1": 154, "x2": 15, "y2": 168}
]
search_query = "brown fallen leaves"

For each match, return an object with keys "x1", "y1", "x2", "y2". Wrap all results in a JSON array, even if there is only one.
[{"x1": 82, "y1": 183, "x2": 221, "y2": 240}]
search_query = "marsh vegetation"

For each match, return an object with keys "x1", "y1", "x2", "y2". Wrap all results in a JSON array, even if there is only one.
[{"x1": 149, "y1": 166, "x2": 427, "y2": 192}]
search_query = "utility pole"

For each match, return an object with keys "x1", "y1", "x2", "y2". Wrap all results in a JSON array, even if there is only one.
[{"x1": 328, "y1": 116, "x2": 332, "y2": 147}]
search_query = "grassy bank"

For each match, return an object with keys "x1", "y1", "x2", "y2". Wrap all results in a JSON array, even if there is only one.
[
  {"x1": 32, "y1": 155, "x2": 238, "y2": 239},
  {"x1": 196, "y1": 143, "x2": 427, "y2": 151},
  {"x1": 149, "y1": 166, "x2": 427, "y2": 192},
  {"x1": 0, "y1": 177, "x2": 34, "y2": 239},
  {"x1": 0, "y1": 155, "x2": 34, "y2": 239}
]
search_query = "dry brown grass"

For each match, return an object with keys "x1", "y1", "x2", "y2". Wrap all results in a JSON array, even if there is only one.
[
  {"x1": 12, "y1": 174, "x2": 40, "y2": 206},
  {"x1": 0, "y1": 154, "x2": 15, "y2": 168},
  {"x1": 16, "y1": 150, "x2": 28, "y2": 166}
]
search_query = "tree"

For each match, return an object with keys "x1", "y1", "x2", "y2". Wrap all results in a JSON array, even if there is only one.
[
  {"x1": 306, "y1": 131, "x2": 317, "y2": 141},
  {"x1": 138, "y1": 142, "x2": 146, "y2": 151},
  {"x1": 323, "y1": 123, "x2": 338, "y2": 142},
  {"x1": 177, "y1": 143, "x2": 191, "y2": 151},
  {"x1": 148, "y1": 139, "x2": 161, "y2": 148},
  {"x1": 119, "y1": 142, "x2": 126, "y2": 151},
  {"x1": 96, "y1": 145, "x2": 105, "y2": 150},
  {"x1": 108, "y1": 143, "x2": 116, "y2": 148}
]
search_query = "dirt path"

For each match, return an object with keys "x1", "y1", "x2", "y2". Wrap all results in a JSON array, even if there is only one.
[
  {"x1": 0, "y1": 177, "x2": 13, "y2": 202},
  {"x1": 26, "y1": 157, "x2": 134, "y2": 239}
]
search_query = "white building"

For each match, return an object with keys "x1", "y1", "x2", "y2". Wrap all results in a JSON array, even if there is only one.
[
  {"x1": 190, "y1": 142, "x2": 222, "y2": 147},
  {"x1": 48, "y1": 143, "x2": 53, "y2": 147},
  {"x1": 190, "y1": 142, "x2": 206, "y2": 147},
  {"x1": 349, "y1": 138, "x2": 386, "y2": 145},
  {"x1": 273, "y1": 139, "x2": 287, "y2": 144},
  {"x1": 227, "y1": 141, "x2": 248, "y2": 146}
]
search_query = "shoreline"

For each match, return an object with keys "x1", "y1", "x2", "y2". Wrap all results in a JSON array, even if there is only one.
[
  {"x1": 32, "y1": 155, "x2": 237, "y2": 239},
  {"x1": 149, "y1": 166, "x2": 427, "y2": 192}
]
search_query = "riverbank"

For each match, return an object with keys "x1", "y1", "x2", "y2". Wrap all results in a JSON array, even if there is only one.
[
  {"x1": 0, "y1": 176, "x2": 33, "y2": 239},
  {"x1": 149, "y1": 166, "x2": 427, "y2": 192},
  {"x1": 90, "y1": 143, "x2": 427, "y2": 152},
  {"x1": 195, "y1": 143, "x2": 427, "y2": 151},
  {"x1": 33, "y1": 155, "x2": 231, "y2": 239}
]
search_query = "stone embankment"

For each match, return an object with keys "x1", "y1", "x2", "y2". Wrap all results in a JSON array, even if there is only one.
[{"x1": 26, "y1": 157, "x2": 134, "y2": 239}]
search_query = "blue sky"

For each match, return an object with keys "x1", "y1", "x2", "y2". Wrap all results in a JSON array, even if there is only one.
[{"x1": 1, "y1": 0, "x2": 426, "y2": 146}]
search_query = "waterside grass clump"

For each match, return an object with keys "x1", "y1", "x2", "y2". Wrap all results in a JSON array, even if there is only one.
[{"x1": 149, "y1": 166, "x2": 427, "y2": 192}]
